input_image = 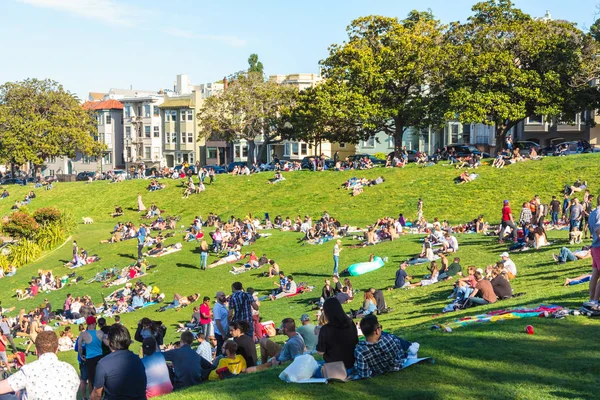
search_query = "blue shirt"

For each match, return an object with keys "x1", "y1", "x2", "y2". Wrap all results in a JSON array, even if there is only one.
[
  {"x1": 95, "y1": 350, "x2": 147, "y2": 400},
  {"x1": 212, "y1": 302, "x2": 229, "y2": 336},
  {"x1": 277, "y1": 334, "x2": 305, "y2": 363},
  {"x1": 588, "y1": 208, "x2": 600, "y2": 248}
]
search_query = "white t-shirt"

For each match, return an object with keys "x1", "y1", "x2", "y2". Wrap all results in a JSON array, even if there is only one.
[
  {"x1": 333, "y1": 244, "x2": 341, "y2": 256},
  {"x1": 503, "y1": 259, "x2": 517, "y2": 276}
]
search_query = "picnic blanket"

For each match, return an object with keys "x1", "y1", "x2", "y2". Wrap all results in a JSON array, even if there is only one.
[
  {"x1": 147, "y1": 243, "x2": 182, "y2": 258},
  {"x1": 443, "y1": 304, "x2": 564, "y2": 329}
]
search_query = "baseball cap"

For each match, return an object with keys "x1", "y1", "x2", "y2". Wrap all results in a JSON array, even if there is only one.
[
  {"x1": 142, "y1": 337, "x2": 157, "y2": 356},
  {"x1": 215, "y1": 291, "x2": 225, "y2": 298},
  {"x1": 500, "y1": 252, "x2": 510, "y2": 258},
  {"x1": 476, "y1": 268, "x2": 484, "y2": 275},
  {"x1": 86, "y1": 316, "x2": 97, "y2": 325},
  {"x1": 504, "y1": 200, "x2": 509, "y2": 204},
  {"x1": 300, "y1": 314, "x2": 310, "y2": 322}
]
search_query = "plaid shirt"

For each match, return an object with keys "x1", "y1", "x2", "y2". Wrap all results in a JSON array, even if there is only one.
[
  {"x1": 229, "y1": 291, "x2": 253, "y2": 323},
  {"x1": 519, "y1": 208, "x2": 532, "y2": 224},
  {"x1": 354, "y1": 333, "x2": 412, "y2": 378}
]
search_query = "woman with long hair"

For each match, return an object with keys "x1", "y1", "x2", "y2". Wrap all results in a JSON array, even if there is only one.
[{"x1": 316, "y1": 298, "x2": 358, "y2": 369}]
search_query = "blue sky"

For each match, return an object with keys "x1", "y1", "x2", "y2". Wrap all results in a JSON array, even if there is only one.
[{"x1": 1, "y1": 0, "x2": 597, "y2": 99}]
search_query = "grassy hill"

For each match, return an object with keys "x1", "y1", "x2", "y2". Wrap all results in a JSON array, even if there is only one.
[{"x1": 1, "y1": 155, "x2": 600, "y2": 400}]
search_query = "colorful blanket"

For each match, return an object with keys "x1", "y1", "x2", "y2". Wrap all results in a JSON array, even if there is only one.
[{"x1": 444, "y1": 304, "x2": 564, "y2": 329}]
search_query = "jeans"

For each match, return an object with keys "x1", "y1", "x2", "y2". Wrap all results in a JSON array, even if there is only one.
[
  {"x1": 558, "y1": 247, "x2": 577, "y2": 263},
  {"x1": 551, "y1": 212, "x2": 559, "y2": 225},
  {"x1": 137, "y1": 243, "x2": 144, "y2": 259},
  {"x1": 333, "y1": 255, "x2": 339, "y2": 276},
  {"x1": 0, "y1": 394, "x2": 18, "y2": 400},
  {"x1": 214, "y1": 240, "x2": 222, "y2": 253},
  {"x1": 468, "y1": 297, "x2": 489, "y2": 306},
  {"x1": 200, "y1": 252, "x2": 208, "y2": 270},
  {"x1": 570, "y1": 219, "x2": 580, "y2": 232}
]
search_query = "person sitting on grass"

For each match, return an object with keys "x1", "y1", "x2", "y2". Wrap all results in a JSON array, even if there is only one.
[
  {"x1": 389, "y1": 262, "x2": 411, "y2": 290},
  {"x1": 490, "y1": 265, "x2": 513, "y2": 300},
  {"x1": 164, "y1": 331, "x2": 213, "y2": 388},
  {"x1": 467, "y1": 271, "x2": 498, "y2": 307},
  {"x1": 208, "y1": 341, "x2": 247, "y2": 380},
  {"x1": 269, "y1": 275, "x2": 297, "y2": 300},
  {"x1": 354, "y1": 314, "x2": 418, "y2": 379},
  {"x1": 439, "y1": 257, "x2": 462, "y2": 281},
  {"x1": 351, "y1": 291, "x2": 377, "y2": 318},
  {"x1": 553, "y1": 246, "x2": 591, "y2": 264},
  {"x1": 408, "y1": 261, "x2": 439, "y2": 288},
  {"x1": 249, "y1": 318, "x2": 306, "y2": 373}
]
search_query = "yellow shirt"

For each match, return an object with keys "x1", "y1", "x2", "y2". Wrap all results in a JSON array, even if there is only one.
[{"x1": 208, "y1": 355, "x2": 247, "y2": 380}]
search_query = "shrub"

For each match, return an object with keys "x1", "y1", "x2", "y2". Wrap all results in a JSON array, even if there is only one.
[
  {"x1": 2, "y1": 211, "x2": 39, "y2": 240},
  {"x1": 373, "y1": 152, "x2": 387, "y2": 160},
  {"x1": 33, "y1": 207, "x2": 62, "y2": 225},
  {"x1": 58, "y1": 210, "x2": 76, "y2": 234},
  {"x1": 36, "y1": 224, "x2": 66, "y2": 250},
  {"x1": 0, "y1": 255, "x2": 8, "y2": 272},
  {"x1": 7, "y1": 240, "x2": 42, "y2": 268}
]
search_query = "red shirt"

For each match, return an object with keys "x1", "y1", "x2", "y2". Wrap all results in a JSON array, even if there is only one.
[
  {"x1": 200, "y1": 303, "x2": 211, "y2": 324},
  {"x1": 0, "y1": 335, "x2": 6, "y2": 352},
  {"x1": 129, "y1": 268, "x2": 136, "y2": 279},
  {"x1": 502, "y1": 206, "x2": 512, "y2": 221}
]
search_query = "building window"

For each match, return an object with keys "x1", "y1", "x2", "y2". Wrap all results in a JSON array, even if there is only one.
[
  {"x1": 144, "y1": 126, "x2": 151, "y2": 138},
  {"x1": 242, "y1": 145, "x2": 248, "y2": 157},
  {"x1": 363, "y1": 136, "x2": 375, "y2": 148},
  {"x1": 165, "y1": 132, "x2": 170, "y2": 144},
  {"x1": 181, "y1": 132, "x2": 186, "y2": 144},
  {"x1": 235, "y1": 146, "x2": 241, "y2": 158},
  {"x1": 126, "y1": 147, "x2": 132, "y2": 160},
  {"x1": 284, "y1": 143, "x2": 290, "y2": 156},
  {"x1": 189, "y1": 152, "x2": 195, "y2": 164},
  {"x1": 137, "y1": 106, "x2": 142, "y2": 116},
  {"x1": 49, "y1": 170, "x2": 55, "y2": 176},
  {"x1": 125, "y1": 126, "x2": 131, "y2": 139},
  {"x1": 180, "y1": 110, "x2": 186, "y2": 122},
  {"x1": 339, "y1": 143, "x2": 346, "y2": 148},
  {"x1": 463, "y1": 124, "x2": 471, "y2": 144},
  {"x1": 292, "y1": 142, "x2": 299, "y2": 156},
  {"x1": 153, "y1": 106, "x2": 160, "y2": 116},
  {"x1": 187, "y1": 110, "x2": 193, "y2": 121},
  {"x1": 387, "y1": 136, "x2": 395, "y2": 148},
  {"x1": 106, "y1": 113, "x2": 111, "y2": 125},
  {"x1": 172, "y1": 133, "x2": 178, "y2": 144},
  {"x1": 124, "y1": 106, "x2": 131, "y2": 118},
  {"x1": 527, "y1": 115, "x2": 543, "y2": 124},
  {"x1": 154, "y1": 126, "x2": 159, "y2": 137},
  {"x1": 176, "y1": 153, "x2": 183, "y2": 164},
  {"x1": 187, "y1": 132, "x2": 193, "y2": 143},
  {"x1": 144, "y1": 146, "x2": 151, "y2": 160},
  {"x1": 48, "y1": 156, "x2": 56, "y2": 164},
  {"x1": 451, "y1": 124, "x2": 459, "y2": 143},
  {"x1": 97, "y1": 113, "x2": 103, "y2": 125},
  {"x1": 144, "y1": 105, "x2": 151, "y2": 117},
  {"x1": 165, "y1": 112, "x2": 171, "y2": 122},
  {"x1": 103, "y1": 152, "x2": 112, "y2": 165},
  {"x1": 82, "y1": 155, "x2": 90, "y2": 164},
  {"x1": 208, "y1": 147, "x2": 217, "y2": 159},
  {"x1": 301, "y1": 143, "x2": 308, "y2": 155}
]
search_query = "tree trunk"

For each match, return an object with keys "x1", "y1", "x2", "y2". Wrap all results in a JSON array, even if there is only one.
[
  {"x1": 393, "y1": 125, "x2": 405, "y2": 158},
  {"x1": 247, "y1": 139, "x2": 256, "y2": 166},
  {"x1": 257, "y1": 142, "x2": 268, "y2": 164}
]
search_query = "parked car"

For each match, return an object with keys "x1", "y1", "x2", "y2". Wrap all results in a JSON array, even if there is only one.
[
  {"x1": 260, "y1": 161, "x2": 279, "y2": 171},
  {"x1": 76, "y1": 171, "x2": 96, "y2": 181},
  {"x1": 347, "y1": 154, "x2": 385, "y2": 165},
  {"x1": 202, "y1": 165, "x2": 227, "y2": 174},
  {"x1": 446, "y1": 144, "x2": 490, "y2": 159},
  {"x1": 300, "y1": 156, "x2": 335, "y2": 170},
  {"x1": 227, "y1": 162, "x2": 247, "y2": 173},
  {"x1": 550, "y1": 140, "x2": 592, "y2": 156},
  {"x1": 514, "y1": 141, "x2": 540, "y2": 157},
  {"x1": 0, "y1": 177, "x2": 32, "y2": 185}
]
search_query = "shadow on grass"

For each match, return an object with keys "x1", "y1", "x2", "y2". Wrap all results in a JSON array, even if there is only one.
[
  {"x1": 176, "y1": 263, "x2": 199, "y2": 270},
  {"x1": 118, "y1": 253, "x2": 137, "y2": 260}
]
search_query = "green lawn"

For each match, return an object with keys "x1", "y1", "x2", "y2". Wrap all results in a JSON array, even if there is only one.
[{"x1": 1, "y1": 155, "x2": 600, "y2": 400}]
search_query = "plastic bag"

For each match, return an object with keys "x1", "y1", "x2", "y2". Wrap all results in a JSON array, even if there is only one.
[{"x1": 279, "y1": 354, "x2": 318, "y2": 383}]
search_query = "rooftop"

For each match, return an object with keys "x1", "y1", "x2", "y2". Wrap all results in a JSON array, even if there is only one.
[{"x1": 82, "y1": 99, "x2": 124, "y2": 110}]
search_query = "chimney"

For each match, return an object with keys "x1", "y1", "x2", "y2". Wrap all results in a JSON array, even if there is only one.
[{"x1": 223, "y1": 77, "x2": 228, "y2": 90}]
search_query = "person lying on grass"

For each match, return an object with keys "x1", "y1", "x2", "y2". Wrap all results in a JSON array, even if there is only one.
[
  {"x1": 564, "y1": 273, "x2": 592, "y2": 286},
  {"x1": 553, "y1": 246, "x2": 591, "y2": 264},
  {"x1": 354, "y1": 314, "x2": 418, "y2": 379},
  {"x1": 207, "y1": 252, "x2": 247, "y2": 269},
  {"x1": 157, "y1": 293, "x2": 199, "y2": 312}
]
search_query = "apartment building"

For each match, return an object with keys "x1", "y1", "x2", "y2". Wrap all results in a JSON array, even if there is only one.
[
  {"x1": 43, "y1": 97, "x2": 124, "y2": 177},
  {"x1": 160, "y1": 74, "x2": 206, "y2": 167}
]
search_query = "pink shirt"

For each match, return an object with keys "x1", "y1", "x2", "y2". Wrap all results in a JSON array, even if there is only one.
[{"x1": 200, "y1": 303, "x2": 211, "y2": 324}]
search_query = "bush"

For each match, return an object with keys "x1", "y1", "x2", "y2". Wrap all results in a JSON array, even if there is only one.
[
  {"x1": 373, "y1": 152, "x2": 387, "y2": 160},
  {"x1": 7, "y1": 240, "x2": 42, "y2": 268},
  {"x1": 2, "y1": 211, "x2": 39, "y2": 240},
  {"x1": 33, "y1": 207, "x2": 62, "y2": 225},
  {"x1": 36, "y1": 224, "x2": 66, "y2": 250},
  {"x1": 58, "y1": 210, "x2": 76, "y2": 234},
  {"x1": 0, "y1": 255, "x2": 8, "y2": 272}
]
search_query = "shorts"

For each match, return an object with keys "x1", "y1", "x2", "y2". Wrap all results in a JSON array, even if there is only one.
[
  {"x1": 85, "y1": 355, "x2": 102, "y2": 386},
  {"x1": 79, "y1": 361, "x2": 88, "y2": 381},
  {"x1": 591, "y1": 247, "x2": 600, "y2": 270},
  {"x1": 0, "y1": 351, "x2": 7, "y2": 363}
]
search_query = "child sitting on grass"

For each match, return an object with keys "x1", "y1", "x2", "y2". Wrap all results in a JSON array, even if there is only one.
[{"x1": 209, "y1": 341, "x2": 247, "y2": 380}]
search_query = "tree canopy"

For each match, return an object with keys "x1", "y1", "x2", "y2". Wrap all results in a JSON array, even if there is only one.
[
  {"x1": 196, "y1": 72, "x2": 297, "y2": 164},
  {"x1": 0, "y1": 78, "x2": 104, "y2": 170},
  {"x1": 311, "y1": 13, "x2": 449, "y2": 153},
  {"x1": 247, "y1": 53, "x2": 264, "y2": 77},
  {"x1": 444, "y1": 0, "x2": 600, "y2": 148}
]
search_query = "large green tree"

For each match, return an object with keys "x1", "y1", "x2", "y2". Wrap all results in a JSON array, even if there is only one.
[
  {"x1": 319, "y1": 13, "x2": 449, "y2": 154},
  {"x1": 197, "y1": 72, "x2": 297, "y2": 164},
  {"x1": 247, "y1": 53, "x2": 264, "y2": 77},
  {"x1": 0, "y1": 79, "x2": 104, "y2": 174},
  {"x1": 444, "y1": 0, "x2": 600, "y2": 149}
]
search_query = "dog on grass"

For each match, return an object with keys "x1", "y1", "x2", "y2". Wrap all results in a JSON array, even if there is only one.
[{"x1": 82, "y1": 217, "x2": 94, "y2": 224}]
